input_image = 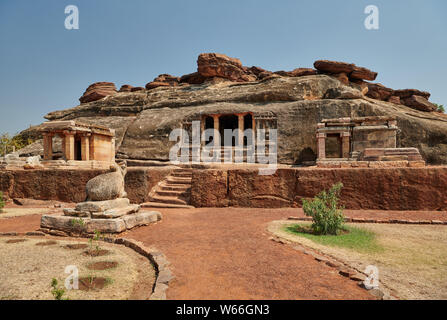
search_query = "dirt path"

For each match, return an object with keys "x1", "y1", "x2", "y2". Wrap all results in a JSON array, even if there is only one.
[
  {"x1": 123, "y1": 208, "x2": 373, "y2": 299},
  {"x1": 2, "y1": 207, "x2": 445, "y2": 299}
]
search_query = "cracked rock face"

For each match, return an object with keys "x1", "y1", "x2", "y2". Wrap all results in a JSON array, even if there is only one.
[{"x1": 17, "y1": 74, "x2": 447, "y2": 165}]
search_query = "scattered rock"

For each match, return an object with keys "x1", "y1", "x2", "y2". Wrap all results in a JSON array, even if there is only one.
[
  {"x1": 146, "y1": 74, "x2": 179, "y2": 90},
  {"x1": 119, "y1": 84, "x2": 134, "y2": 92},
  {"x1": 366, "y1": 83, "x2": 393, "y2": 101},
  {"x1": 394, "y1": 89, "x2": 430, "y2": 100},
  {"x1": 179, "y1": 72, "x2": 207, "y2": 84},
  {"x1": 350, "y1": 66, "x2": 377, "y2": 81},
  {"x1": 314, "y1": 60, "x2": 356, "y2": 74},
  {"x1": 197, "y1": 53, "x2": 256, "y2": 82},
  {"x1": 79, "y1": 82, "x2": 117, "y2": 104},
  {"x1": 401, "y1": 95, "x2": 437, "y2": 112}
]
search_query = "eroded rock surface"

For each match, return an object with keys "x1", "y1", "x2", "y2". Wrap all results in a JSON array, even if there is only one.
[{"x1": 14, "y1": 55, "x2": 447, "y2": 165}]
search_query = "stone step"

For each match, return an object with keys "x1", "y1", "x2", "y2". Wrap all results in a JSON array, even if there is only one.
[
  {"x1": 141, "y1": 202, "x2": 194, "y2": 209},
  {"x1": 156, "y1": 189, "x2": 189, "y2": 197},
  {"x1": 171, "y1": 171, "x2": 192, "y2": 178},
  {"x1": 167, "y1": 177, "x2": 192, "y2": 185},
  {"x1": 159, "y1": 183, "x2": 191, "y2": 191},
  {"x1": 149, "y1": 194, "x2": 188, "y2": 205}
]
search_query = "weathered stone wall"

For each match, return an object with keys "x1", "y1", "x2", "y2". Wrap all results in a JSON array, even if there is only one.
[
  {"x1": 125, "y1": 167, "x2": 173, "y2": 203},
  {"x1": 0, "y1": 169, "x2": 107, "y2": 203},
  {"x1": 0, "y1": 167, "x2": 172, "y2": 204},
  {"x1": 190, "y1": 167, "x2": 447, "y2": 210},
  {"x1": 2, "y1": 166, "x2": 447, "y2": 210}
]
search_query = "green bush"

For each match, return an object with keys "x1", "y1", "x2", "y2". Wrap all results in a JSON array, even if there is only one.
[
  {"x1": 0, "y1": 133, "x2": 34, "y2": 157},
  {"x1": 302, "y1": 182, "x2": 345, "y2": 235},
  {"x1": 50, "y1": 278, "x2": 68, "y2": 300},
  {"x1": 0, "y1": 191, "x2": 5, "y2": 213},
  {"x1": 434, "y1": 103, "x2": 445, "y2": 113}
]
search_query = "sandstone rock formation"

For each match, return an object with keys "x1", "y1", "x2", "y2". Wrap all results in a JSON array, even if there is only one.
[
  {"x1": 79, "y1": 82, "x2": 117, "y2": 104},
  {"x1": 146, "y1": 74, "x2": 180, "y2": 90},
  {"x1": 314, "y1": 60, "x2": 378, "y2": 81},
  {"x1": 119, "y1": 84, "x2": 134, "y2": 92},
  {"x1": 197, "y1": 53, "x2": 257, "y2": 82},
  {"x1": 14, "y1": 54, "x2": 447, "y2": 165}
]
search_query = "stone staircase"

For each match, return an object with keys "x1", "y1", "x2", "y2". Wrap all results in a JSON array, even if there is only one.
[{"x1": 141, "y1": 168, "x2": 194, "y2": 209}]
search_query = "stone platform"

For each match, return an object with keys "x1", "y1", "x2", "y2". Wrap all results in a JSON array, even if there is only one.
[{"x1": 40, "y1": 210, "x2": 161, "y2": 235}]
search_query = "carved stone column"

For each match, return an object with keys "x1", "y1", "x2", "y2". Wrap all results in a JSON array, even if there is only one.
[
  {"x1": 237, "y1": 114, "x2": 244, "y2": 147},
  {"x1": 341, "y1": 131, "x2": 351, "y2": 159},
  {"x1": 63, "y1": 131, "x2": 75, "y2": 161},
  {"x1": 42, "y1": 133, "x2": 54, "y2": 160},
  {"x1": 316, "y1": 132, "x2": 326, "y2": 160},
  {"x1": 212, "y1": 115, "x2": 220, "y2": 148},
  {"x1": 81, "y1": 134, "x2": 90, "y2": 161}
]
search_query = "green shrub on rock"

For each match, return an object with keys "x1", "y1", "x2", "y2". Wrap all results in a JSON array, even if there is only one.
[
  {"x1": 0, "y1": 191, "x2": 5, "y2": 213},
  {"x1": 302, "y1": 182, "x2": 345, "y2": 235}
]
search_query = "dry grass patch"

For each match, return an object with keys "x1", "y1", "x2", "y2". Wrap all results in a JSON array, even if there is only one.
[
  {"x1": 0, "y1": 237, "x2": 156, "y2": 300},
  {"x1": 269, "y1": 221, "x2": 447, "y2": 300}
]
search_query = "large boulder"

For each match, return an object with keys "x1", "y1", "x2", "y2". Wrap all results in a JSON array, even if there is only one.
[
  {"x1": 86, "y1": 163, "x2": 128, "y2": 201},
  {"x1": 393, "y1": 89, "x2": 431, "y2": 100},
  {"x1": 401, "y1": 95, "x2": 437, "y2": 112},
  {"x1": 197, "y1": 53, "x2": 256, "y2": 82},
  {"x1": 119, "y1": 84, "x2": 134, "y2": 92},
  {"x1": 146, "y1": 74, "x2": 180, "y2": 90},
  {"x1": 314, "y1": 60, "x2": 377, "y2": 81},
  {"x1": 365, "y1": 83, "x2": 394, "y2": 101},
  {"x1": 79, "y1": 82, "x2": 117, "y2": 103}
]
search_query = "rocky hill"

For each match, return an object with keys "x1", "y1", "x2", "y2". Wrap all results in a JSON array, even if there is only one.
[{"x1": 17, "y1": 53, "x2": 447, "y2": 165}]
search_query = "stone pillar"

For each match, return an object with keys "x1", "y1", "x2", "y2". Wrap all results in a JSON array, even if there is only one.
[
  {"x1": 252, "y1": 116, "x2": 256, "y2": 145},
  {"x1": 341, "y1": 132, "x2": 350, "y2": 158},
  {"x1": 212, "y1": 115, "x2": 220, "y2": 148},
  {"x1": 63, "y1": 131, "x2": 75, "y2": 161},
  {"x1": 237, "y1": 114, "x2": 244, "y2": 147},
  {"x1": 42, "y1": 133, "x2": 54, "y2": 160},
  {"x1": 200, "y1": 117, "x2": 205, "y2": 147},
  {"x1": 316, "y1": 132, "x2": 326, "y2": 160},
  {"x1": 81, "y1": 134, "x2": 90, "y2": 161},
  {"x1": 89, "y1": 135, "x2": 95, "y2": 161}
]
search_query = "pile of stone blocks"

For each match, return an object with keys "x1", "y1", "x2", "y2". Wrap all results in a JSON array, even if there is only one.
[
  {"x1": 41, "y1": 198, "x2": 161, "y2": 235},
  {"x1": 40, "y1": 161, "x2": 162, "y2": 235}
]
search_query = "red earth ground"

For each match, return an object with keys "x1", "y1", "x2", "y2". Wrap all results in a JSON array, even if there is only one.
[{"x1": 1, "y1": 206, "x2": 446, "y2": 299}]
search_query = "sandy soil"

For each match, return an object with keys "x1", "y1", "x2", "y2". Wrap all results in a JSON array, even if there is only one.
[
  {"x1": 122, "y1": 208, "x2": 374, "y2": 300},
  {"x1": 0, "y1": 237, "x2": 155, "y2": 300},
  {"x1": 269, "y1": 221, "x2": 447, "y2": 300},
  {"x1": 1, "y1": 207, "x2": 445, "y2": 300},
  {"x1": 0, "y1": 208, "x2": 52, "y2": 219}
]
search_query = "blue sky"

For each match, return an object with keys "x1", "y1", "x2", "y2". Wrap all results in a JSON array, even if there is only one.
[{"x1": 0, "y1": 0, "x2": 446, "y2": 134}]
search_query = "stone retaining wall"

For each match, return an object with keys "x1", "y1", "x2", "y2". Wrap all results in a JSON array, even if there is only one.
[
  {"x1": 1, "y1": 166, "x2": 447, "y2": 210},
  {"x1": 0, "y1": 167, "x2": 172, "y2": 204},
  {"x1": 190, "y1": 167, "x2": 447, "y2": 210}
]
